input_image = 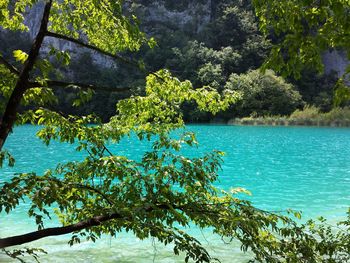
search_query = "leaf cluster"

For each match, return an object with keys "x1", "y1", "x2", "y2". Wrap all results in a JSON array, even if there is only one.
[{"x1": 253, "y1": 0, "x2": 350, "y2": 78}]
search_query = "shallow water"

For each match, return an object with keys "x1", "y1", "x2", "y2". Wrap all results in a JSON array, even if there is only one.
[{"x1": 1, "y1": 125, "x2": 350, "y2": 262}]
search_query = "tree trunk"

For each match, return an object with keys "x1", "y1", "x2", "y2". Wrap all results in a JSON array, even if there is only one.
[{"x1": 0, "y1": 0, "x2": 52, "y2": 150}]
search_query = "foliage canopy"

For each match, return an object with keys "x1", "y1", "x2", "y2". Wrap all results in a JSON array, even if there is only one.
[{"x1": 253, "y1": 0, "x2": 350, "y2": 78}]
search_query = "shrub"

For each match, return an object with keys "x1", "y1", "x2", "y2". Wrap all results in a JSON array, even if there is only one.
[
  {"x1": 290, "y1": 105, "x2": 320, "y2": 120},
  {"x1": 225, "y1": 69, "x2": 304, "y2": 117},
  {"x1": 324, "y1": 107, "x2": 350, "y2": 121}
]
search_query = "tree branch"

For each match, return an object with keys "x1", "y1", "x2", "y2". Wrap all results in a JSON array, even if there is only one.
[
  {"x1": 0, "y1": 204, "x2": 166, "y2": 248},
  {"x1": 44, "y1": 31, "x2": 164, "y2": 81},
  {"x1": 0, "y1": 200, "x2": 184, "y2": 249},
  {"x1": 65, "y1": 183, "x2": 115, "y2": 206},
  {"x1": 44, "y1": 31, "x2": 140, "y2": 69},
  {"x1": 28, "y1": 80, "x2": 132, "y2": 93},
  {"x1": 0, "y1": 213, "x2": 123, "y2": 248},
  {"x1": 0, "y1": 55, "x2": 20, "y2": 75},
  {"x1": 0, "y1": 0, "x2": 53, "y2": 150},
  {"x1": 0, "y1": 200, "x2": 253, "y2": 249},
  {"x1": 102, "y1": 144, "x2": 114, "y2": 156}
]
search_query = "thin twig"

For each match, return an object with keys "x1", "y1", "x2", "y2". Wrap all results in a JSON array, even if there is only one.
[
  {"x1": 45, "y1": 31, "x2": 139, "y2": 68},
  {"x1": 28, "y1": 80, "x2": 132, "y2": 93},
  {"x1": 102, "y1": 144, "x2": 114, "y2": 156},
  {"x1": 0, "y1": 55, "x2": 20, "y2": 75},
  {"x1": 44, "y1": 31, "x2": 165, "y2": 81}
]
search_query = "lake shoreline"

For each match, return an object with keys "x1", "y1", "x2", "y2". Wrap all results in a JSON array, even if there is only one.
[
  {"x1": 226, "y1": 118, "x2": 350, "y2": 127},
  {"x1": 185, "y1": 119, "x2": 350, "y2": 127},
  {"x1": 203, "y1": 106, "x2": 350, "y2": 127}
]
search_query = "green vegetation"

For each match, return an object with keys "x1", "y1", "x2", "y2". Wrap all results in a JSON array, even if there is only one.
[
  {"x1": 1, "y1": 0, "x2": 344, "y2": 121},
  {"x1": 230, "y1": 106, "x2": 350, "y2": 127},
  {"x1": 253, "y1": 0, "x2": 350, "y2": 78},
  {"x1": 131, "y1": 0, "x2": 343, "y2": 122},
  {"x1": 225, "y1": 69, "x2": 303, "y2": 117},
  {"x1": 291, "y1": 106, "x2": 350, "y2": 126},
  {"x1": 0, "y1": 0, "x2": 349, "y2": 263}
]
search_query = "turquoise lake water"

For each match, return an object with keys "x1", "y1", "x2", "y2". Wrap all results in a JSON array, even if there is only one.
[{"x1": 1, "y1": 125, "x2": 350, "y2": 262}]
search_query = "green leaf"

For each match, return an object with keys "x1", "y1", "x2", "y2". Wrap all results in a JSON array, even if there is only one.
[{"x1": 13, "y1": 49, "x2": 28, "y2": 63}]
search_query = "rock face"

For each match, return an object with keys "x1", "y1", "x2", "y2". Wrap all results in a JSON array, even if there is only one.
[
  {"x1": 24, "y1": 2, "x2": 115, "y2": 67},
  {"x1": 323, "y1": 50, "x2": 349, "y2": 78},
  {"x1": 131, "y1": 0, "x2": 212, "y2": 32},
  {"x1": 25, "y1": 2, "x2": 43, "y2": 39},
  {"x1": 21, "y1": 1, "x2": 350, "y2": 75}
]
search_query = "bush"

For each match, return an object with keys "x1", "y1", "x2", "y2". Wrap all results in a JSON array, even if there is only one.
[
  {"x1": 289, "y1": 105, "x2": 320, "y2": 120},
  {"x1": 225, "y1": 69, "x2": 304, "y2": 117},
  {"x1": 323, "y1": 107, "x2": 350, "y2": 121}
]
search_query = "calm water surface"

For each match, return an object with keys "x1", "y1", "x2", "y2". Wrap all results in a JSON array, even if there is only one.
[{"x1": 1, "y1": 125, "x2": 350, "y2": 262}]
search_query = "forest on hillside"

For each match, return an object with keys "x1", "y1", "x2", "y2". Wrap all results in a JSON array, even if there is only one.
[{"x1": 0, "y1": 0, "x2": 346, "y2": 122}]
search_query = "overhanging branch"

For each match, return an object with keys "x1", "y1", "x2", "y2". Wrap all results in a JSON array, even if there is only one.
[
  {"x1": 0, "y1": 200, "x2": 248, "y2": 249},
  {"x1": 0, "y1": 201, "x2": 186, "y2": 249},
  {"x1": 0, "y1": 213, "x2": 123, "y2": 248},
  {"x1": 0, "y1": 204, "x2": 166, "y2": 248}
]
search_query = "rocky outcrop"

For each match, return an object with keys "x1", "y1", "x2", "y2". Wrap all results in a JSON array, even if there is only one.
[
  {"x1": 323, "y1": 50, "x2": 349, "y2": 78},
  {"x1": 131, "y1": 0, "x2": 212, "y2": 32}
]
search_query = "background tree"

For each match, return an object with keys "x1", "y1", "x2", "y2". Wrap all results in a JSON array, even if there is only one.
[{"x1": 225, "y1": 69, "x2": 304, "y2": 117}]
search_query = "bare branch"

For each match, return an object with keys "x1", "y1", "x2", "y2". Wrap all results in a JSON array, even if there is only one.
[
  {"x1": 28, "y1": 80, "x2": 132, "y2": 93},
  {"x1": 0, "y1": 55, "x2": 20, "y2": 75}
]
